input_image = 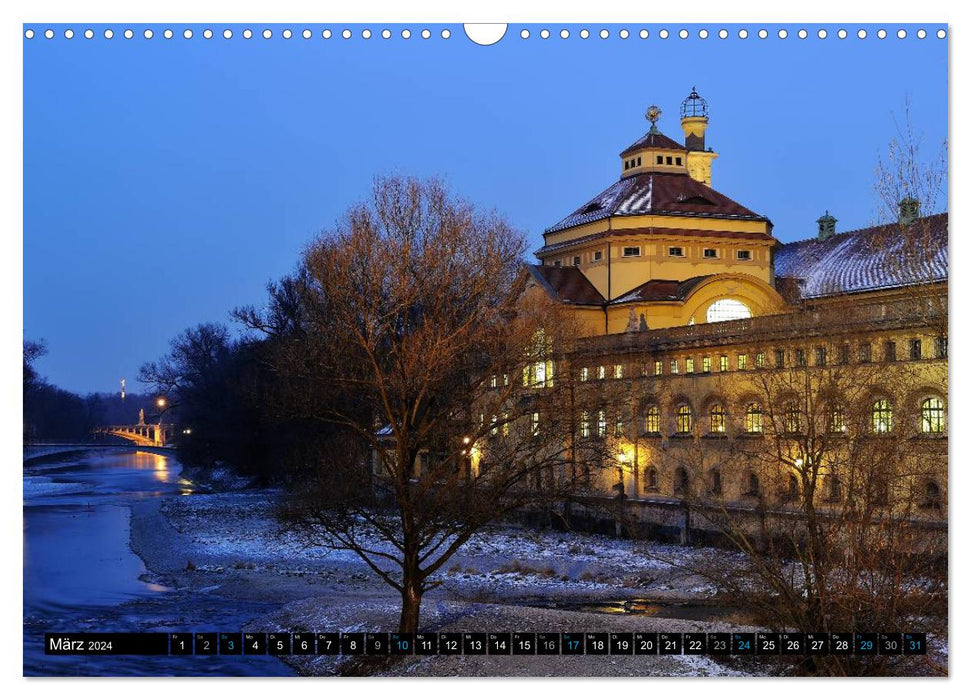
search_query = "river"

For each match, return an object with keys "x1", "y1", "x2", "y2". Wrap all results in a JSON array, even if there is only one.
[{"x1": 23, "y1": 448, "x2": 293, "y2": 676}]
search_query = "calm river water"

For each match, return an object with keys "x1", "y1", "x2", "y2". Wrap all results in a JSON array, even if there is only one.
[{"x1": 23, "y1": 448, "x2": 293, "y2": 676}]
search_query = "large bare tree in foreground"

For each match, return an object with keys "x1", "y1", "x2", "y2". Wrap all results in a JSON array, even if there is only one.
[{"x1": 240, "y1": 177, "x2": 599, "y2": 633}]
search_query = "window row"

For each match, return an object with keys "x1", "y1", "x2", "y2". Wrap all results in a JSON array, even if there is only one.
[
  {"x1": 635, "y1": 397, "x2": 945, "y2": 436},
  {"x1": 548, "y1": 246, "x2": 755, "y2": 267}
]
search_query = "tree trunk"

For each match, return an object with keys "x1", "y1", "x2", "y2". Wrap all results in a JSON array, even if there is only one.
[{"x1": 399, "y1": 579, "x2": 423, "y2": 634}]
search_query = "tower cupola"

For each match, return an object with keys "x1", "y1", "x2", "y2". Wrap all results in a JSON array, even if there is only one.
[{"x1": 678, "y1": 86, "x2": 718, "y2": 187}]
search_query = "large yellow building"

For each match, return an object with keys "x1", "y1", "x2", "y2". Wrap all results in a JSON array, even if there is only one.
[{"x1": 525, "y1": 89, "x2": 947, "y2": 539}]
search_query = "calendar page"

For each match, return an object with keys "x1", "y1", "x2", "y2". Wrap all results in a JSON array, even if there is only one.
[{"x1": 20, "y1": 8, "x2": 949, "y2": 682}]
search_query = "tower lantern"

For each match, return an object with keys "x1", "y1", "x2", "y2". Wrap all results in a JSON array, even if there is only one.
[{"x1": 679, "y1": 87, "x2": 718, "y2": 186}]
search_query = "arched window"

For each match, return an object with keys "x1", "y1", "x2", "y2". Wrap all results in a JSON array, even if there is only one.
[
  {"x1": 676, "y1": 405, "x2": 693, "y2": 434},
  {"x1": 645, "y1": 466, "x2": 659, "y2": 491},
  {"x1": 826, "y1": 474, "x2": 842, "y2": 502},
  {"x1": 674, "y1": 467, "x2": 690, "y2": 495},
  {"x1": 709, "y1": 404, "x2": 726, "y2": 433},
  {"x1": 744, "y1": 403, "x2": 763, "y2": 433},
  {"x1": 787, "y1": 474, "x2": 800, "y2": 501},
  {"x1": 745, "y1": 471, "x2": 761, "y2": 497},
  {"x1": 872, "y1": 399, "x2": 893, "y2": 433},
  {"x1": 922, "y1": 481, "x2": 942, "y2": 510},
  {"x1": 921, "y1": 397, "x2": 945, "y2": 434},
  {"x1": 828, "y1": 404, "x2": 846, "y2": 433},
  {"x1": 709, "y1": 469, "x2": 722, "y2": 495},
  {"x1": 706, "y1": 298, "x2": 752, "y2": 323},
  {"x1": 644, "y1": 405, "x2": 660, "y2": 434},
  {"x1": 784, "y1": 403, "x2": 801, "y2": 434}
]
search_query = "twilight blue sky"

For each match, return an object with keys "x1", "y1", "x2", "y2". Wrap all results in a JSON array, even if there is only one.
[{"x1": 24, "y1": 23, "x2": 947, "y2": 394}]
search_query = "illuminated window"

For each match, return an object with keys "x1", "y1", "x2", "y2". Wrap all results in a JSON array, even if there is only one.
[
  {"x1": 580, "y1": 411, "x2": 591, "y2": 438},
  {"x1": 597, "y1": 365, "x2": 606, "y2": 380},
  {"x1": 921, "y1": 397, "x2": 945, "y2": 434},
  {"x1": 530, "y1": 412, "x2": 540, "y2": 436},
  {"x1": 706, "y1": 298, "x2": 752, "y2": 323},
  {"x1": 829, "y1": 405, "x2": 846, "y2": 433},
  {"x1": 644, "y1": 405, "x2": 660, "y2": 434},
  {"x1": 872, "y1": 399, "x2": 893, "y2": 433},
  {"x1": 502, "y1": 412, "x2": 509, "y2": 436},
  {"x1": 686, "y1": 358, "x2": 695, "y2": 374},
  {"x1": 784, "y1": 404, "x2": 801, "y2": 434},
  {"x1": 744, "y1": 403, "x2": 763, "y2": 433},
  {"x1": 737, "y1": 353, "x2": 748, "y2": 370},
  {"x1": 490, "y1": 375, "x2": 498, "y2": 388},
  {"x1": 597, "y1": 409, "x2": 607, "y2": 438},
  {"x1": 755, "y1": 351, "x2": 766, "y2": 368},
  {"x1": 654, "y1": 360, "x2": 663, "y2": 376},
  {"x1": 580, "y1": 367, "x2": 589, "y2": 382},
  {"x1": 614, "y1": 364, "x2": 624, "y2": 379},
  {"x1": 702, "y1": 357, "x2": 711, "y2": 373},
  {"x1": 671, "y1": 359, "x2": 679, "y2": 374},
  {"x1": 719, "y1": 355, "x2": 729, "y2": 372},
  {"x1": 676, "y1": 405, "x2": 693, "y2": 434},
  {"x1": 709, "y1": 404, "x2": 726, "y2": 433}
]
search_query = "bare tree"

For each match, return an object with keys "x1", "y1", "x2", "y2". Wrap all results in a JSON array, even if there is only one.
[{"x1": 243, "y1": 177, "x2": 602, "y2": 633}]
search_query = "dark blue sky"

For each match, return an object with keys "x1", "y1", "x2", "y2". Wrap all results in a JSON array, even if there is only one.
[{"x1": 24, "y1": 24, "x2": 947, "y2": 394}]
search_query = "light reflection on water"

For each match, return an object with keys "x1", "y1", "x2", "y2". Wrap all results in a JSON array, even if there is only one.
[{"x1": 23, "y1": 448, "x2": 292, "y2": 676}]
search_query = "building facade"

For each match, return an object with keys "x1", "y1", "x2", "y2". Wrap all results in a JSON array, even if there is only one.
[{"x1": 523, "y1": 89, "x2": 947, "y2": 537}]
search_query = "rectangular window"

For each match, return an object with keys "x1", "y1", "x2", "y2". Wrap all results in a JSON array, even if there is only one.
[
  {"x1": 859, "y1": 343, "x2": 872, "y2": 363},
  {"x1": 702, "y1": 356, "x2": 711, "y2": 373},
  {"x1": 597, "y1": 409, "x2": 607, "y2": 438},
  {"x1": 490, "y1": 375, "x2": 497, "y2": 388},
  {"x1": 656, "y1": 155, "x2": 663, "y2": 165},
  {"x1": 719, "y1": 355, "x2": 729, "y2": 372},
  {"x1": 675, "y1": 156, "x2": 683, "y2": 166},
  {"x1": 909, "y1": 338, "x2": 922, "y2": 360},
  {"x1": 668, "y1": 246, "x2": 684, "y2": 257},
  {"x1": 593, "y1": 250, "x2": 603, "y2": 262},
  {"x1": 795, "y1": 348, "x2": 807, "y2": 367},
  {"x1": 885, "y1": 341, "x2": 897, "y2": 362},
  {"x1": 615, "y1": 418, "x2": 624, "y2": 438},
  {"x1": 622, "y1": 246, "x2": 641, "y2": 257},
  {"x1": 580, "y1": 367, "x2": 589, "y2": 382},
  {"x1": 573, "y1": 255, "x2": 581, "y2": 266},
  {"x1": 654, "y1": 360, "x2": 663, "y2": 376},
  {"x1": 839, "y1": 344, "x2": 851, "y2": 365},
  {"x1": 613, "y1": 364, "x2": 624, "y2": 379},
  {"x1": 670, "y1": 359, "x2": 679, "y2": 374},
  {"x1": 755, "y1": 351, "x2": 766, "y2": 369},
  {"x1": 686, "y1": 358, "x2": 695, "y2": 374},
  {"x1": 816, "y1": 346, "x2": 827, "y2": 366},
  {"x1": 530, "y1": 412, "x2": 540, "y2": 437},
  {"x1": 553, "y1": 260, "x2": 561, "y2": 267},
  {"x1": 737, "y1": 250, "x2": 752, "y2": 261},
  {"x1": 597, "y1": 365, "x2": 606, "y2": 380},
  {"x1": 703, "y1": 248, "x2": 718, "y2": 258},
  {"x1": 775, "y1": 349, "x2": 786, "y2": 368},
  {"x1": 737, "y1": 353, "x2": 748, "y2": 370},
  {"x1": 936, "y1": 336, "x2": 947, "y2": 359},
  {"x1": 580, "y1": 411, "x2": 590, "y2": 438},
  {"x1": 666, "y1": 156, "x2": 673, "y2": 165},
  {"x1": 503, "y1": 373, "x2": 509, "y2": 386}
]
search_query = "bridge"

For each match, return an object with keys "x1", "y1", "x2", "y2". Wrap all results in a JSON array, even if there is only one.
[{"x1": 93, "y1": 422, "x2": 176, "y2": 447}]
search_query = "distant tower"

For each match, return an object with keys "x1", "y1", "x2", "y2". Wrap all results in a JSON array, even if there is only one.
[
  {"x1": 680, "y1": 87, "x2": 718, "y2": 186},
  {"x1": 120, "y1": 378, "x2": 126, "y2": 401}
]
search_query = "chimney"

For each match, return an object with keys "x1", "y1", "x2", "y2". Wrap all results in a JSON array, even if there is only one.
[
  {"x1": 817, "y1": 211, "x2": 837, "y2": 241},
  {"x1": 899, "y1": 197, "x2": 921, "y2": 226}
]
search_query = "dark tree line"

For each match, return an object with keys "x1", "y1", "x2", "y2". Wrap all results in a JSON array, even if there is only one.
[{"x1": 23, "y1": 339, "x2": 157, "y2": 443}]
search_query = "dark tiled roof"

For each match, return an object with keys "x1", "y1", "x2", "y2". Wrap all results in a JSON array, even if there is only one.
[
  {"x1": 535, "y1": 225, "x2": 774, "y2": 257},
  {"x1": 526, "y1": 265, "x2": 605, "y2": 306},
  {"x1": 545, "y1": 172, "x2": 768, "y2": 234},
  {"x1": 620, "y1": 130, "x2": 686, "y2": 156},
  {"x1": 774, "y1": 213, "x2": 948, "y2": 299},
  {"x1": 613, "y1": 276, "x2": 714, "y2": 303}
]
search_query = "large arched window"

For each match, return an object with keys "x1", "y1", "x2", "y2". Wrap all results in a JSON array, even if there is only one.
[
  {"x1": 643, "y1": 405, "x2": 660, "y2": 434},
  {"x1": 784, "y1": 403, "x2": 802, "y2": 434},
  {"x1": 744, "y1": 403, "x2": 763, "y2": 433},
  {"x1": 674, "y1": 467, "x2": 690, "y2": 495},
  {"x1": 708, "y1": 469, "x2": 722, "y2": 495},
  {"x1": 645, "y1": 466, "x2": 659, "y2": 491},
  {"x1": 921, "y1": 397, "x2": 945, "y2": 434},
  {"x1": 709, "y1": 404, "x2": 727, "y2": 433},
  {"x1": 706, "y1": 298, "x2": 752, "y2": 323},
  {"x1": 872, "y1": 399, "x2": 893, "y2": 433},
  {"x1": 676, "y1": 405, "x2": 693, "y2": 434},
  {"x1": 828, "y1": 404, "x2": 847, "y2": 434}
]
